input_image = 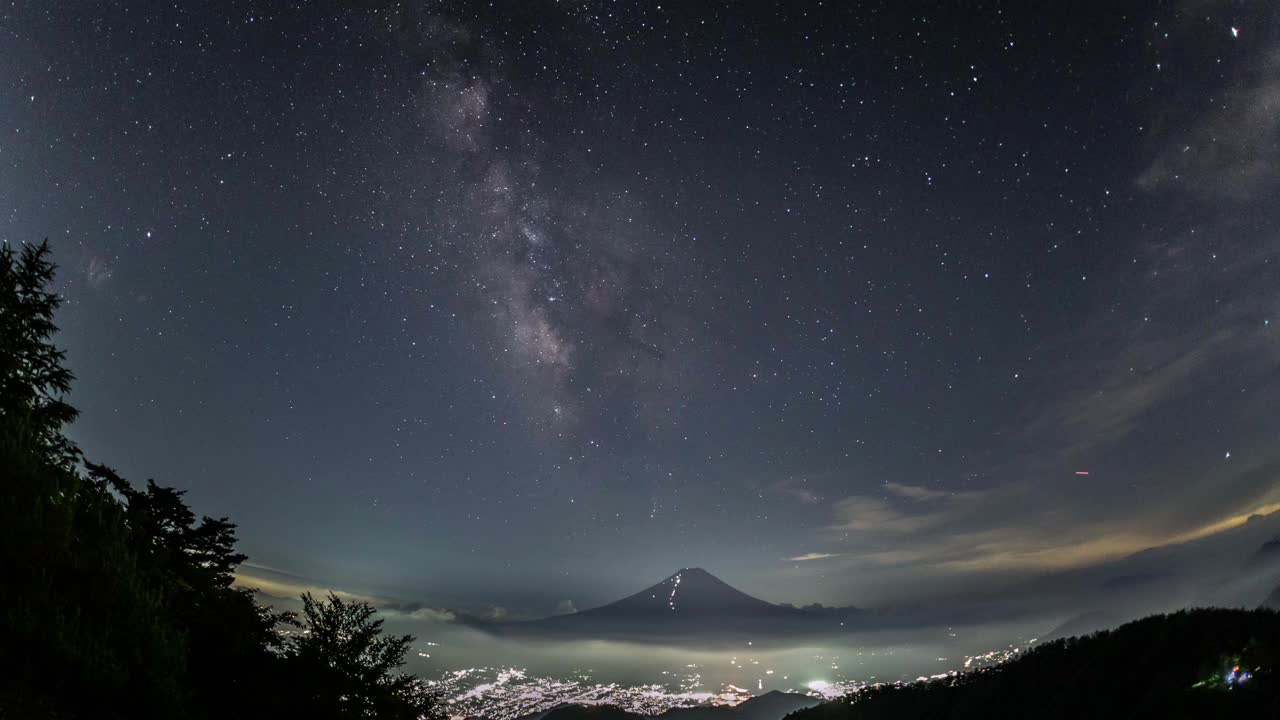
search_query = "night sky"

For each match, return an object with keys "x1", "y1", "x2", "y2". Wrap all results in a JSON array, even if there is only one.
[{"x1": 3, "y1": 1, "x2": 1279, "y2": 618}]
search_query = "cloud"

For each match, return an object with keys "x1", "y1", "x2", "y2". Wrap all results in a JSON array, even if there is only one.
[
  {"x1": 476, "y1": 605, "x2": 509, "y2": 621},
  {"x1": 884, "y1": 482, "x2": 958, "y2": 502},
  {"x1": 937, "y1": 498, "x2": 1280, "y2": 573},
  {"x1": 813, "y1": 414, "x2": 1280, "y2": 577},
  {"x1": 827, "y1": 485, "x2": 990, "y2": 537},
  {"x1": 1137, "y1": 7, "x2": 1280, "y2": 200},
  {"x1": 829, "y1": 496, "x2": 947, "y2": 534},
  {"x1": 233, "y1": 566, "x2": 456, "y2": 622},
  {"x1": 776, "y1": 4, "x2": 1280, "y2": 606},
  {"x1": 379, "y1": 600, "x2": 459, "y2": 623},
  {"x1": 811, "y1": 335, "x2": 1280, "y2": 601},
  {"x1": 1138, "y1": 70, "x2": 1280, "y2": 200},
  {"x1": 554, "y1": 599, "x2": 577, "y2": 615},
  {"x1": 818, "y1": 467, "x2": 1280, "y2": 577},
  {"x1": 1022, "y1": 330, "x2": 1231, "y2": 460},
  {"x1": 85, "y1": 256, "x2": 114, "y2": 288},
  {"x1": 787, "y1": 553, "x2": 840, "y2": 562},
  {"x1": 233, "y1": 571, "x2": 385, "y2": 607},
  {"x1": 773, "y1": 476, "x2": 825, "y2": 504},
  {"x1": 406, "y1": 606, "x2": 458, "y2": 623}
]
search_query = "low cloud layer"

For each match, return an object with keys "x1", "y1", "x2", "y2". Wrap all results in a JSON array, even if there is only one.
[{"x1": 234, "y1": 564, "x2": 457, "y2": 623}]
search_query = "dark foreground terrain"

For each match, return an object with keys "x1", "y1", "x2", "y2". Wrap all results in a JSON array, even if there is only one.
[
  {"x1": 480, "y1": 609, "x2": 1279, "y2": 720},
  {"x1": 790, "y1": 608, "x2": 1280, "y2": 720},
  {"x1": 503, "y1": 690, "x2": 821, "y2": 720}
]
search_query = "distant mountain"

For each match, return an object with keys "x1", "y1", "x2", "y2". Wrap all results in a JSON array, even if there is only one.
[
  {"x1": 536, "y1": 706, "x2": 643, "y2": 720},
  {"x1": 474, "y1": 515, "x2": 1280, "y2": 645},
  {"x1": 1242, "y1": 536, "x2": 1280, "y2": 609},
  {"x1": 788, "y1": 608, "x2": 1280, "y2": 720},
  {"x1": 572, "y1": 568, "x2": 796, "y2": 619},
  {"x1": 662, "y1": 691, "x2": 820, "y2": 720},
  {"x1": 1099, "y1": 572, "x2": 1164, "y2": 590},
  {"x1": 506, "y1": 703, "x2": 576, "y2": 720},
  {"x1": 482, "y1": 568, "x2": 858, "y2": 645},
  {"x1": 1245, "y1": 536, "x2": 1280, "y2": 572},
  {"x1": 1043, "y1": 609, "x2": 1125, "y2": 640},
  {"x1": 1244, "y1": 535, "x2": 1274, "y2": 568},
  {"x1": 522, "y1": 692, "x2": 820, "y2": 720}
]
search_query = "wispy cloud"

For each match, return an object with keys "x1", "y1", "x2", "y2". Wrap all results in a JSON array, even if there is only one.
[
  {"x1": 817, "y1": 465, "x2": 1280, "y2": 576},
  {"x1": 233, "y1": 571, "x2": 385, "y2": 607},
  {"x1": 937, "y1": 497, "x2": 1280, "y2": 573},
  {"x1": 85, "y1": 256, "x2": 114, "y2": 288},
  {"x1": 774, "y1": 3, "x2": 1280, "y2": 606},
  {"x1": 773, "y1": 476, "x2": 826, "y2": 504},
  {"x1": 787, "y1": 552, "x2": 840, "y2": 562},
  {"x1": 827, "y1": 482, "x2": 990, "y2": 537},
  {"x1": 884, "y1": 482, "x2": 966, "y2": 502},
  {"x1": 1138, "y1": 53, "x2": 1280, "y2": 200},
  {"x1": 1019, "y1": 329, "x2": 1232, "y2": 462},
  {"x1": 234, "y1": 566, "x2": 458, "y2": 623},
  {"x1": 1134, "y1": 1, "x2": 1280, "y2": 201},
  {"x1": 828, "y1": 496, "x2": 948, "y2": 534}
]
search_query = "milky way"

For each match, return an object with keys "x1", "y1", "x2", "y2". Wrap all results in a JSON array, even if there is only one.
[{"x1": 405, "y1": 4, "x2": 706, "y2": 436}]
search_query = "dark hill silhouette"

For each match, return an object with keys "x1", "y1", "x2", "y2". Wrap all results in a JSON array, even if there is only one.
[
  {"x1": 1246, "y1": 537, "x2": 1280, "y2": 572},
  {"x1": 788, "y1": 608, "x2": 1280, "y2": 720},
  {"x1": 518, "y1": 691, "x2": 819, "y2": 720},
  {"x1": 1241, "y1": 536, "x2": 1280, "y2": 609},
  {"x1": 504, "y1": 703, "x2": 577, "y2": 720},
  {"x1": 540, "y1": 706, "x2": 643, "y2": 720},
  {"x1": 662, "y1": 691, "x2": 820, "y2": 720},
  {"x1": 1043, "y1": 609, "x2": 1126, "y2": 640}
]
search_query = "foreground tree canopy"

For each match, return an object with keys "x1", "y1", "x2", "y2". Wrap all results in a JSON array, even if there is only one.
[{"x1": 0, "y1": 240, "x2": 440, "y2": 719}]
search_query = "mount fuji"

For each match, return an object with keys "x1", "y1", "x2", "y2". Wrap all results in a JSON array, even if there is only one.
[
  {"x1": 571, "y1": 568, "x2": 798, "y2": 618},
  {"x1": 478, "y1": 568, "x2": 859, "y2": 645}
]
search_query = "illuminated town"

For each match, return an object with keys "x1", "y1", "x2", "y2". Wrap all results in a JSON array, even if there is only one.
[{"x1": 429, "y1": 639, "x2": 1038, "y2": 720}]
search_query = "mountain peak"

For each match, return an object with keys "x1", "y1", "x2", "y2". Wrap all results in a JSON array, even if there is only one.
[{"x1": 577, "y1": 567, "x2": 782, "y2": 617}]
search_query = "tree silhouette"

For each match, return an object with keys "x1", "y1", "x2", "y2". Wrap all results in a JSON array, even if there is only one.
[
  {"x1": 0, "y1": 240, "x2": 439, "y2": 718},
  {"x1": 1, "y1": 241, "x2": 187, "y2": 716},
  {"x1": 85, "y1": 462, "x2": 294, "y2": 716},
  {"x1": 288, "y1": 592, "x2": 440, "y2": 720},
  {"x1": 0, "y1": 239, "x2": 78, "y2": 465}
]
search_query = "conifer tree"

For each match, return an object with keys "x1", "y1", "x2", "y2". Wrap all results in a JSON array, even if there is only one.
[{"x1": 0, "y1": 239, "x2": 78, "y2": 465}]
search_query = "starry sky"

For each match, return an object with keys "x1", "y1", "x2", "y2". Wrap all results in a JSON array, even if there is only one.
[{"x1": 3, "y1": 1, "x2": 1279, "y2": 618}]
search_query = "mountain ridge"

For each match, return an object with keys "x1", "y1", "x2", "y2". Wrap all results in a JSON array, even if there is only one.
[
  {"x1": 788, "y1": 608, "x2": 1280, "y2": 720},
  {"x1": 502, "y1": 690, "x2": 821, "y2": 720}
]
